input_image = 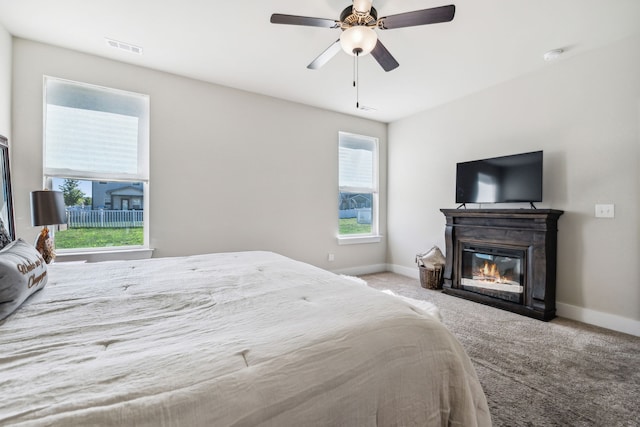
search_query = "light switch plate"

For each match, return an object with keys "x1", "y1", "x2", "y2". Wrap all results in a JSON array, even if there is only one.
[{"x1": 595, "y1": 204, "x2": 615, "y2": 218}]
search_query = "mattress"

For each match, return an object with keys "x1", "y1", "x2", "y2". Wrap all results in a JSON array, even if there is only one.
[{"x1": 0, "y1": 251, "x2": 491, "y2": 426}]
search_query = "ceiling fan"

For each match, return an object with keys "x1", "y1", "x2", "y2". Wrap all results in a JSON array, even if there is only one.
[{"x1": 270, "y1": 0, "x2": 456, "y2": 72}]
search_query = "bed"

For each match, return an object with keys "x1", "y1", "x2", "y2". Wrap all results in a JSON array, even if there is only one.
[{"x1": 0, "y1": 246, "x2": 491, "y2": 426}]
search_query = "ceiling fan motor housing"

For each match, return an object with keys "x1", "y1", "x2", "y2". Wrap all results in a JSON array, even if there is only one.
[{"x1": 340, "y1": 5, "x2": 377, "y2": 27}]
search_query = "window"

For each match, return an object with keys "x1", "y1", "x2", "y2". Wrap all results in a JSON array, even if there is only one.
[
  {"x1": 338, "y1": 132, "x2": 379, "y2": 241},
  {"x1": 43, "y1": 77, "x2": 149, "y2": 252}
]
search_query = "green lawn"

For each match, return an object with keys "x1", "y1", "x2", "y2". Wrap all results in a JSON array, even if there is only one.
[
  {"x1": 339, "y1": 218, "x2": 371, "y2": 235},
  {"x1": 55, "y1": 227, "x2": 143, "y2": 249},
  {"x1": 57, "y1": 221, "x2": 365, "y2": 248}
]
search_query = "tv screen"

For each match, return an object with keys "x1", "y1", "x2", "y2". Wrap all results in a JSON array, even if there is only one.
[{"x1": 455, "y1": 151, "x2": 543, "y2": 204}]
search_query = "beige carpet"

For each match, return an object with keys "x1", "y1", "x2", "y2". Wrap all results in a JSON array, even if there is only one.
[{"x1": 360, "y1": 272, "x2": 640, "y2": 427}]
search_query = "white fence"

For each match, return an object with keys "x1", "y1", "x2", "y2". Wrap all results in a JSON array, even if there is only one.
[
  {"x1": 339, "y1": 208, "x2": 372, "y2": 224},
  {"x1": 67, "y1": 209, "x2": 143, "y2": 228}
]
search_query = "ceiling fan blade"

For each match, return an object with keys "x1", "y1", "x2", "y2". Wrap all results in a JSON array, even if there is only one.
[
  {"x1": 378, "y1": 5, "x2": 455, "y2": 30},
  {"x1": 270, "y1": 14, "x2": 339, "y2": 28},
  {"x1": 370, "y1": 40, "x2": 399, "y2": 72},
  {"x1": 307, "y1": 40, "x2": 342, "y2": 70}
]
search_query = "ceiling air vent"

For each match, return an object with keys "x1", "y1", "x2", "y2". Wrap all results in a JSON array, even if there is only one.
[{"x1": 105, "y1": 38, "x2": 143, "y2": 55}]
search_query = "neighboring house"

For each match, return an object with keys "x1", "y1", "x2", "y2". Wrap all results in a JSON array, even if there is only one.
[{"x1": 91, "y1": 182, "x2": 144, "y2": 210}]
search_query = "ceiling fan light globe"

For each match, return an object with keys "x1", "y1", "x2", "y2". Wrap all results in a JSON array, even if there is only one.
[
  {"x1": 352, "y1": 0, "x2": 373, "y2": 14},
  {"x1": 340, "y1": 26, "x2": 377, "y2": 56}
]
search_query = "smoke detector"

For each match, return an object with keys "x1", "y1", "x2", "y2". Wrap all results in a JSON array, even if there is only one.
[
  {"x1": 105, "y1": 38, "x2": 143, "y2": 55},
  {"x1": 543, "y1": 48, "x2": 563, "y2": 61}
]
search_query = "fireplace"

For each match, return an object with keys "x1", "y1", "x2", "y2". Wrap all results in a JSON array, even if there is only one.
[{"x1": 440, "y1": 209, "x2": 563, "y2": 321}]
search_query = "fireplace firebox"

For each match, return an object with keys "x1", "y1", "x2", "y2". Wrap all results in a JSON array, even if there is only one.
[
  {"x1": 460, "y1": 245, "x2": 525, "y2": 304},
  {"x1": 440, "y1": 209, "x2": 563, "y2": 321}
]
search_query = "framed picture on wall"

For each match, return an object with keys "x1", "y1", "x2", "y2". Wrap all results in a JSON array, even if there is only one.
[{"x1": 0, "y1": 135, "x2": 15, "y2": 240}]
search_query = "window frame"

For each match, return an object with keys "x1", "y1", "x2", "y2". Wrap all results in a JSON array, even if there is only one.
[
  {"x1": 42, "y1": 76, "x2": 151, "y2": 258},
  {"x1": 338, "y1": 131, "x2": 380, "y2": 244}
]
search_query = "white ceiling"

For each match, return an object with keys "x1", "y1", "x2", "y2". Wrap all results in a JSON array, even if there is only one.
[{"x1": 1, "y1": 0, "x2": 639, "y2": 123}]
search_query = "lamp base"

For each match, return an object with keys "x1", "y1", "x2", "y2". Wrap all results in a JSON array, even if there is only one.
[{"x1": 35, "y1": 227, "x2": 55, "y2": 264}]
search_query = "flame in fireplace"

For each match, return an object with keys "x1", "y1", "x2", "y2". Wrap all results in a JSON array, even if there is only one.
[{"x1": 476, "y1": 261, "x2": 508, "y2": 283}]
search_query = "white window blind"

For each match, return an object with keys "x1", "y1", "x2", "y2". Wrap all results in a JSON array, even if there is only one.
[
  {"x1": 339, "y1": 132, "x2": 376, "y2": 192},
  {"x1": 44, "y1": 77, "x2": 149, "y2": 181}
]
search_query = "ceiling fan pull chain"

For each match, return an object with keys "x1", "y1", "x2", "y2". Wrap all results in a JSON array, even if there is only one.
[
  {"x1": 355, "y1": 50, "x2": 360, "y2": 109},
  {"x1": 353, "y1": 53, "x2": 356, "y2": 88}
]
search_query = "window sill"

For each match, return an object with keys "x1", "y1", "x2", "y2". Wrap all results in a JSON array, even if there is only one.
[
  {"x1": 337, "y1": 235, "x2": 382, "y2": 245},
  {"x1": 55, "y1": 248, "x2": 154, "y2": 263}
]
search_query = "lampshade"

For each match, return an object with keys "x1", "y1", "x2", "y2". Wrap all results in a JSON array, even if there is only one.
[
  {"x1": 30, "y1": 191, "x2": 67, "y2": 226},
  {"x1": 340, "y1": 26, "x2": 378, "y2": 56}
]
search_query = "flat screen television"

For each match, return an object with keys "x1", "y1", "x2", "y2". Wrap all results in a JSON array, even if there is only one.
[{"x1": 455, "y1": 151, "x2": 543, "y2": 205}]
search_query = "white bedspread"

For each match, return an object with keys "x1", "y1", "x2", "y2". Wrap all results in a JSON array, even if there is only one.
[{"x1": 0, "y1": 251, "x2": 490, "y2": 426}]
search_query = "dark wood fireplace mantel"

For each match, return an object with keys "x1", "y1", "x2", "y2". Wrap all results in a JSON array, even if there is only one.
[{"x1": 440, "y1": 209, "x2": 564, "y2": 321}]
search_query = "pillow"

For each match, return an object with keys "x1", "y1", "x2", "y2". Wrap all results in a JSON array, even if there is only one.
[
  {"x1": 0, "y1": 238, "x2": 48, "y2": 320},
  {"x1": 0, "y1": 219, "x2": 12, "y2": 250}
]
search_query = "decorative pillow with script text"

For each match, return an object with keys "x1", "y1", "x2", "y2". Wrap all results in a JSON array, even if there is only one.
[
  {"x1": 0, "y1": 238, "x2": 48, "y2": 320},
  {"x1": 0, "y1": 219, "x2": 12, "y2": 250}
]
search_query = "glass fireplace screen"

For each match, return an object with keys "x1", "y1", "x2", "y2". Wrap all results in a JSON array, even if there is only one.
[{"x1": 461, "y1": 247, "x2": 524, "y2": 294}]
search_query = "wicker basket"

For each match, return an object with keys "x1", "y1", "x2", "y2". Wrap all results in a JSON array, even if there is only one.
[{"x1": 419, "y1": 265, "x2": 443, "y2": 290}]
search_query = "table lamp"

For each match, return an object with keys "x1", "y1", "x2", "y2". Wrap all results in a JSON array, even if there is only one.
[{"x1": 30, "y1": 190, "x2": 66, "y2": 264}]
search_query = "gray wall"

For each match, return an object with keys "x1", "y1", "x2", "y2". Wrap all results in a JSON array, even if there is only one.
[
  {"x1": 11, "y1": 38, "x2": 388, "y2": 272},
  {"x1": 387, "y1": 34, "x2": 640, "y2": 334},
  {"x1": 0, "y1": 24, "x2": 10, "y2": 138}
]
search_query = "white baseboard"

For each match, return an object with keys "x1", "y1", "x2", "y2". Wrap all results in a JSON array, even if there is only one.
[
  {"x1": 330, "y1": 263, "x2": 388, "y2": 276},
  {"x1": 556, "y1": 302, "x2": 640, "y2": 337},
  {"x1": 386, "y1": 264, "x2": 639, "y2": 337},
  {"x1": 337, "y1": 263, "x2": 421, "y2": 278},
  {"x1": 388, "y1": 263, "x2": 420, "y2": 279}
]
